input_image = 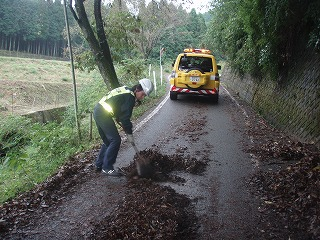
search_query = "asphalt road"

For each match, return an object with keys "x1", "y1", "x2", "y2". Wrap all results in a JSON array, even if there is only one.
[
  {"x1": 118, "y1": 86, "x2": 262, "y2": 239},
  {"x1": 3, "y1": 86, "x2": 263, "y2": 239}
]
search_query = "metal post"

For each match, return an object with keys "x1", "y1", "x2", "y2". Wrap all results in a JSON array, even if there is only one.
[
  {"x1": 63, "y1": 0, "x2": 81, "y2": 140},
  {"x1": 89, "y1": 112, "x2": 93, "y2": 141}
]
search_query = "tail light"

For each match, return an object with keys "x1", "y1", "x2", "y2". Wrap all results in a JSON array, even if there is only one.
[
  {"x1": 210, "y1": 74, "x2": 220, "y2": 81},
  {"x1": 170, "y1": 70, "x2": 176, "y2": 78}
]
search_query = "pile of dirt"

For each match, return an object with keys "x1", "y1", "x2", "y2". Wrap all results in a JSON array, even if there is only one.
[{"x1": 0, "y1": 149, "x2": 207, "y2": 239}]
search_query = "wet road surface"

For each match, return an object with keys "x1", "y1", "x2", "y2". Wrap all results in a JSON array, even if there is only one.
[{"x1": 120, "y1": 87, "x2": 262, "y2": 239}]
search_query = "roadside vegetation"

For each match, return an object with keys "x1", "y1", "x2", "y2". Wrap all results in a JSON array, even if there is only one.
[
  {"x1": 205, "y1": 0, "x2": 320, "y2": 79},
  {"x1": 0, "y1": 56, "x2": 168, "y2": 204}
]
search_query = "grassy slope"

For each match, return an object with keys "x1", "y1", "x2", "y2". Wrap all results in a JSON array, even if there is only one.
[
  {"x1": 0, "y1": 55, "x2": 168, "y2": 204},
  {"x1": 0, "y1": 56, "x2": 102, "y2": 115}
]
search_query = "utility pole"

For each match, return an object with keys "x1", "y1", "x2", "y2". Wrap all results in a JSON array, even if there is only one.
[{"x1": 63, "y1": 0, "x2": 81, "y2": 140}]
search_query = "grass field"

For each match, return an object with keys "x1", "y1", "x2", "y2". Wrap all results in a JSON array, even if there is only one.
[{"x1": 0, "y1": 56, "x2": 101, "y2": 115}]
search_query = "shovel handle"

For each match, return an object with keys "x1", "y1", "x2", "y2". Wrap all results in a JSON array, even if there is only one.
[
  {"x1": 132, "y1": 144, "x2": 139, "y2": 155},
  {"x1": 131, "y1": 143, "x2": 147, "y2": 164}
]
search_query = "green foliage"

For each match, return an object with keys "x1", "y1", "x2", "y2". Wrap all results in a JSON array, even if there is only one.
[
  {"x1": 148, "y1": 7, "x2": 207, "y2": 62},
  {"x1": 0, "y1": 119, "x2": 82, "y2": 203},
  {"x1": 117, "y1": 58, "x2": 148, "y2": 85},
  {"x1": 73, "y1": 50, "x2": 97, "y2": 72},
  {"x1": 205, "y1": 0, "x2": 320, "y2": 79},
  {"x1": 0, "y1": 115, "x2": 32, "y2": 164},
  {"x1": 149, "y1": 26, "x2": 192, "y2": 62},
  {"x1": 104, "y1": 11, "x2": 139, "y2": 62},
  {"x1": 305, "y1": 1, "x2": 320, "y2": 51},
  {"x1": 187, "y1": 9, "x2": 207, "y2": 47}
]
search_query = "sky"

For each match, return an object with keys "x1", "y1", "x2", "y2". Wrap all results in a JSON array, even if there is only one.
[
  {"x1": 103, "y1": 0, "x2": 213, "y2": 14},
  {"x1": 180, "y1": 0, "x2": 212, "y2": 13}
]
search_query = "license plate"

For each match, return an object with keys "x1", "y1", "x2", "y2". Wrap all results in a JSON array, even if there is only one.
[{"x1": 190, "y1": 76, "x2": 200, "y2": 82}]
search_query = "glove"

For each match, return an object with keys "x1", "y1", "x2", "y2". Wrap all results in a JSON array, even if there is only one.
[
  {"x1": 127, "y1": 134, "x2": 135, "y2": 145},
  {"x1": 116, "y1": 118, "x2": 123, "y2": 128}
]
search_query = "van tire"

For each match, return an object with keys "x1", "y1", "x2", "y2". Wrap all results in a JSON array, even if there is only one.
[
  {"x1": 212, "y1": 94, "x2": 219, "y2": 103},
  {"x1": 170, "y1": 91, "x2": 178, "y2": 100}
]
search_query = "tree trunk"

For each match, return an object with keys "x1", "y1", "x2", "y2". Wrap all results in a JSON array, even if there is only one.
[
  {"x1": 53, "y1": 42, "x2": 56, "y2": 57},
  {"x1": 8, "y1": 36, "x2": 10, "y2": 51},
  {"x1": 16, "y1": 36, "x2": 19, "y2": 52},
  {"x1": 94, "y1": 0, "x2": 120, "y2": 88},
  {"x1": 69, "y1": 0, "x2": 120, "y2": 89}
]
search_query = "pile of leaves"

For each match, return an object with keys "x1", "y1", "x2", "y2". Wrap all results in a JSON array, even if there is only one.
[
  {"x1": 253, "y1": 154, "x2": 319, "y2": 238},
  {"x1": 247, "y1": 116, "x2": 320, "y2": 239},
  {"x1": 86, "y1": 149, "x2": 208, "y2": 239},
  {"x1": 87, "y1": 179, "x2": 198, "y2": 239},
  {"x1": 0, "y1": 149, "x2": 207, "y2": 239},
  {"x1": 123, "y1": 149, "x2": 209, "y2": 181}
]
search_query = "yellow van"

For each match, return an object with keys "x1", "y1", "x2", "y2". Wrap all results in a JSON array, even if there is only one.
[{"x1": 169, "y1": 48, "x2": 221, "y2": 102}]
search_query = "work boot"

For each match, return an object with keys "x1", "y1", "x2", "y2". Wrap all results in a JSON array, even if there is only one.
[{"x1": 102, "y1": 169, "x2": 123, "y2": 177}]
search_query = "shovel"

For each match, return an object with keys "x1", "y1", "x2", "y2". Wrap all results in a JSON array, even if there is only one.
[{"x1": 131, "y1": 142, "x2": 153, "y2": 178}]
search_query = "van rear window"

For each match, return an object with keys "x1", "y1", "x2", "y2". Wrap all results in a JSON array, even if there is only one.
[{"x1": 178, "y1": 56, "x2": 213, "y2": 72}]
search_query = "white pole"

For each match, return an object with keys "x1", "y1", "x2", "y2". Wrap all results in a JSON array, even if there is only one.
[
  {"x1": 159, "y1": 46, "x2": 162, "y2": 69},
  {"x1": 149, "y1": 64, "x2": 151, "y2": 76},
  {"x1": 153, "y1": 71, "x2": 157, "y2": 96},
  {"x1": 159, "y1": 46, "x2": 162, "y2": 85},
  {"x1": 160, "y1": 65, "x2": 163, "y2": 85}
]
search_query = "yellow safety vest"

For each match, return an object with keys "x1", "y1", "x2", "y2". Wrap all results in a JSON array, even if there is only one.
[{"x1": 99, "y1": 86, "x2": 134, "y2": 116}]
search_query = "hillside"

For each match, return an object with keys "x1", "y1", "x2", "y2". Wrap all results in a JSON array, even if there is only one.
[{"x1": 0, "y1": 56, "x2": 101, "y2": 116}]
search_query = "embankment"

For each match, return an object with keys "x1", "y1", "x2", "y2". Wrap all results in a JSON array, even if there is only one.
[{"x1": 222, "y1": 51, "x2": 320, "y2": 147}]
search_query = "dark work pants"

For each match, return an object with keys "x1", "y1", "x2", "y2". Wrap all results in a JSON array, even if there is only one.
[{"x1": 93, "y1": 103, "x2": 121, "y2": 171}]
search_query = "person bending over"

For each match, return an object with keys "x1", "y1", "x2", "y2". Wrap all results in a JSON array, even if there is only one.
[{"x1": 93, "y1": 78, "x2": 154, "y2": 176}]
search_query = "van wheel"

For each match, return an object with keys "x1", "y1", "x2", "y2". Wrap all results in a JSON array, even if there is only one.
[
  {"x1": 212, "y1": 94, "x2": 219, "y2": 103},
  {"x1": 170, "y1": 91, "x2": 178, "y2": 100}
]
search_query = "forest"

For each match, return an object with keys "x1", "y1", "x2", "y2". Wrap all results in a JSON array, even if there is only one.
[
  {"x1": 0, "y1": 0, "x2": 66, "y2": 57},
  {"x1": 0, "y1": 0, "x2": 208, "y2": 64},
  {"x1": 0, "y1": 0, "x2": 319, "y2": 80},
  {"x1": 206, "y1": 0, "x2": 320, "y2": 78}
]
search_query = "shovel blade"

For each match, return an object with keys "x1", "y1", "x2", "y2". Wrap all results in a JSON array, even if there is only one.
[{"x1": 136, "y1": 158, "x2": 153, "y2": 178}]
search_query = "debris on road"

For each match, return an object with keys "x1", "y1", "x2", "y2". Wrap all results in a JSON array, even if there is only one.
[
  {"x1": 0, "y1": 149, "x2": 207, "y2": 239},
  {"x1": 87, "y1": 179, "x2": 198, "y2": 239},
  {"x1": 244, "y1": 109, "x2": 320, "y2": 239},
  {"x1": 123, "y1": 149, "x2": 209, "y2": 181},
  {"x1": 0, "y1": 98, "x2": 319, "y2": 239}
]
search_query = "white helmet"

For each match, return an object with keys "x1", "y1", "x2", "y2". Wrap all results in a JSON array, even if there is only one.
[{"x1": 139, "y1": 78, "x2": 154, "y2": 96}]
